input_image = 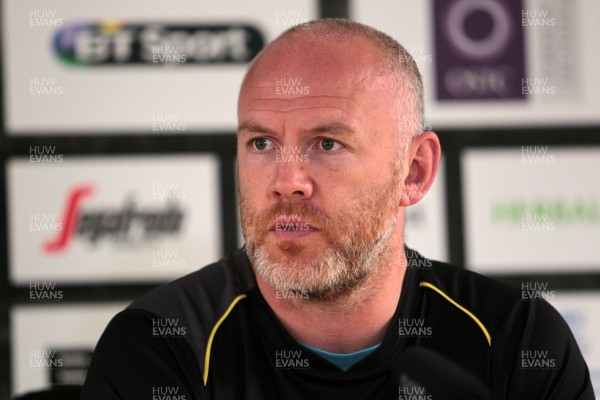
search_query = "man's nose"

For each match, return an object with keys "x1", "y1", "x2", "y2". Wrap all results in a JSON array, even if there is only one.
[{"x1": 270, "y1": 158, "x2": 314, "y2": 200}]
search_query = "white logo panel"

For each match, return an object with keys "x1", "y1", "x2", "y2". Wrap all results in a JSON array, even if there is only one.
[
  {"x1": 463, "y1": 148, "x2": 600, "y2": 272},
  {"x1": 8, "y1": 155, "x2": 221, "y2": 283}
]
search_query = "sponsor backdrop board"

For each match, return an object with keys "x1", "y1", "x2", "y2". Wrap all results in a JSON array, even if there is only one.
[
  {"x1": 11, "y1": 303, "x2": 127, "y2": 397},
  {"x1": 352, "y1": 0, "x2": 600, "y2": 127},
  {"x1": 404, "y1": 157, "x2": 448, "y2": 262},
  {"x1": 462, "y1": 147, "x2": 600, "y2": 272},
  {"x1": 7, "y1": 155, "x2": 221, "y2": 284},
  {"x1": 550, "y1": 292, "x2": 600, "y2": 395},
  {"x1": 2, "y1": 0, "x2": 317, "y2": 134}
]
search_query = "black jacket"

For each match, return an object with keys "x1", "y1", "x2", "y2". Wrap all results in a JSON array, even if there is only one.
[{"x1": 81, "y1": 248, "x2": 594, "y2": 399}]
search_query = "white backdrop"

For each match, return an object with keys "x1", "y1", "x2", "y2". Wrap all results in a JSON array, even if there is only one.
[
  {"x1": 2, "y1": 0, "x2": 317, "y2": 134},
  {"x1": 352, "y1": 0, "x2": 600, "y2": 128},
  {"x1": 11, "y1": 303, "x2": 128, "y2": 396}
]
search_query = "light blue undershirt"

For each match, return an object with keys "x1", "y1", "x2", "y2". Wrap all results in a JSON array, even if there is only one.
[{"x1": 300, "y1": 342, "x2": 381, "y2": 371}]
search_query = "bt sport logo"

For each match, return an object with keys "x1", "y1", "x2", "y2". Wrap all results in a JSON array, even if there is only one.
[{"x1": 52, "y1": 21, "x2": 265, "y2": 66}]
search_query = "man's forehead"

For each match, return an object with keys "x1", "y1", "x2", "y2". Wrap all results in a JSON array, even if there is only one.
[
  {"x1": 239, "y1": 73, "x2": 395, "y2": 114},
  {"x1": 238, "y1": 34, "x2": 399, "y2": 128},
  {"x1": 240, "y1": 59, "x2": 395, "y2": 108},
  {"x1": 241, "y1": 82, "x2": 357, "y2": 101},
  {"x1": 242, "y1": 35, "x2": 389, "y2": 89}
]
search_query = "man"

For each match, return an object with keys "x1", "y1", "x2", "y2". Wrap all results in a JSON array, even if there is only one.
[{"x1": 81, "y1": 19, "x2": 594, "y2": 399}]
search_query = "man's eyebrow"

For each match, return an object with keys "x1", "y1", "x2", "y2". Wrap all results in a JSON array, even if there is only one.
[
  {"x1": 237, "y1": 122, "x2": 276, "y2": 136},
  {"x1": 238, "y1": 122, "x2": 355, "y2": 136},
  {"x1": 305, "y1": 123, "x2": 355, "y2": 135}
]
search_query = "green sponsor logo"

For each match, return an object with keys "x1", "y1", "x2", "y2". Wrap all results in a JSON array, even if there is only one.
[{"x1": 492, "y1": 199, "x2": 600, "y2": 225}]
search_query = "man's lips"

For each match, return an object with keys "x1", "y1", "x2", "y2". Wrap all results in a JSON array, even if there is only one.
[{"x1": 268, "y1": 220, "x2": 320, "y2": 239}]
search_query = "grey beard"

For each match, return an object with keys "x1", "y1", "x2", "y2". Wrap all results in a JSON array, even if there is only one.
[{"x1": 246, "y1": 213, "x2": 397, "y2": 302}]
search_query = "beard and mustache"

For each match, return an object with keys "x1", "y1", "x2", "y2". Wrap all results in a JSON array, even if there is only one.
[{"x1": 239, "y1": 163, "x2": 403, "y2": 302}]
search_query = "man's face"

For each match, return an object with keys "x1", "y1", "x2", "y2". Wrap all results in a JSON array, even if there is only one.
[{"x1": 237, "y1": 36, "x2": 407, "y2": 300}]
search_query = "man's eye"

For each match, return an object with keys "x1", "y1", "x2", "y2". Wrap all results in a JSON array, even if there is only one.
[
  {"x1": 319, "y1": 138, "x2": 343, "y2": 151},
  {"x1": 252, "y1": 138, "x2": 271, "y2": 151}
]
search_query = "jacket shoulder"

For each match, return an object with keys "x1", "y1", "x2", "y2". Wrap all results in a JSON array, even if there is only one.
[
  {"x1": 127, "y1": 248, "x2": 255, "y2": 363},
  {"x1": 420, "y1": 259, "x2": 523, "y2": 344}
]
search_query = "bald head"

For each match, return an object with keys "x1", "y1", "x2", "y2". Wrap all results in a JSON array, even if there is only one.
[{"x1": 239, "y1": 19, "x2": 425, "y2": 147}]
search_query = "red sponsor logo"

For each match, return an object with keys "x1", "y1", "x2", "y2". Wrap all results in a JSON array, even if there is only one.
[{"x1": 44, "y1": 185, "x2": 184, "y2": 253}]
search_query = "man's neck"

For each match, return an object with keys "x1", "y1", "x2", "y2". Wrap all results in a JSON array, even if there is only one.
[{"x1": 255, "y1": 238, "x2": 407, "y2": 354}]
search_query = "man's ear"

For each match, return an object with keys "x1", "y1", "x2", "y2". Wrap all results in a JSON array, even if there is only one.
[{"x1": 400, "y1": 131, "x2": 441, "y2": 207}]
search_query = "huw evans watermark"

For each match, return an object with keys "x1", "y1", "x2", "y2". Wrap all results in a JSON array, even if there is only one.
[
  {"x1": 400, "y1": 46, "x2": 433, "y2": 64},
  {"x1": 152, "y1": 113, "x2": 186, "y2": 133},
  {"x1": 29, "y1": 77, "x2": 63, "y2": 96},
  {"x1": 29, "y1": 349, "x2": 63, "y2": 369},
  {"x1": 275, "y1": 349, "x2": 310, "y2": 370},
  {"x1": 275, "y1": 214, "x2": 310, "y2": 231},
  {"x1": 29, "y1": 213, "x2": 63, "y2": 232},
  {"x1": 399, "y1": 318, "x2": 432, "y2": 338},
  {"x1": 152, "y1": 45, "x2": 187, "y2": 64},
  {"x1": 521, "y1": 77, "x2": 556, "y2": 96},
  {"x1": 275, "y1": 288, "x2": 309, "y2": 300},
  {"x1": 521, "y1": 350, "x2": 556, "y2": 370},
  {"x1": 275, "y1": 9, "x2": 309, "y2": 28},
  {"x1": 521, "y1": 213, "x2": 556, "y2": 232},
  {"x1": 29, "y1": 9, "x2": 63, "y2": 28},
  {"x1": 399, "y1": 385, "x2": 432, "y2": 400},
  {"x1": 152, "y1": 386, "x2": 187, "y2": 400},
  {"x1": 276, "y1": 145, "x2": 309, "y2": 163},
  {"x1": 152, "y1": 181, "x2": 187, "y2": 200},
  {"x1": 152, "y1": 249, "x2": 187, "y2": 268},
  {"x1": 30, "y1": 145, "x2": 63, "y2": 163},
  {"x1": 152, "y1": 318, "x2": 187, "y2": 338},
  {"x1": 404, "y1": 249, "x2": 432, "y2": 270},
  {"x1": 521, "y1": 282, "x2": 556, "y2": 301},
  {"x1": 521, "y1": 145, "x2": 556, "y2": 163},
  {"x1": 275, "y1": 77, "x2": 309, "y2": 95},
  {"x1": 29, "y1": 282, "x2": 63, "y2": 302},
  {"x1": 399, "y1": 374, "x2": 432, "y2": 400},
  {"x1": 522, "y1": 9, "x2": 556, "y2": 28}
]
